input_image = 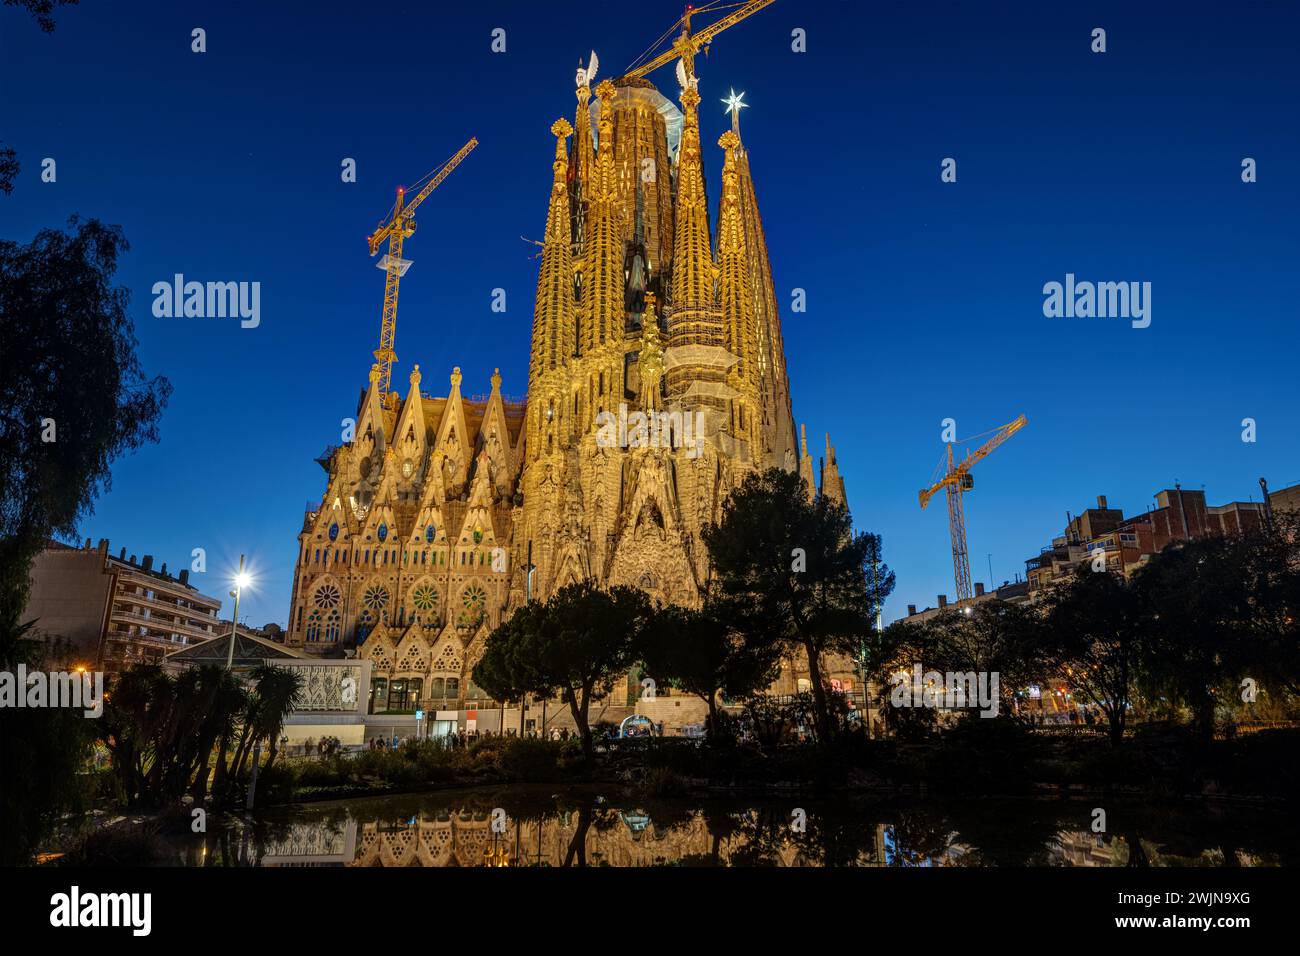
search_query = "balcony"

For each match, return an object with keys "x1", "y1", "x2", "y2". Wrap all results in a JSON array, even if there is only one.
[
  {"x1": 110, "y1": 606, "x2": 217, "y2": 642},
  {"x1": 115, "y1": 588, "x2": 219, "y2": 622}
]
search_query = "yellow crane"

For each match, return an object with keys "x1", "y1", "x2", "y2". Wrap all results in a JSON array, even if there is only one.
[
  {"x1": 919, "y1": 414, "x2": 1027, "y2": 604},
  {"x1": 621, "y1": 0, "x2": 777, "y2": 84},
  {"x1": 367, "y1": 137, "x2": 478, "y2": 403}
]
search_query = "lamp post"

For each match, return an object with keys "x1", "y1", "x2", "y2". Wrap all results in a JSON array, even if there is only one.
[{"x1": 225, "y1": 554, "x2": 250, "y2": 670}]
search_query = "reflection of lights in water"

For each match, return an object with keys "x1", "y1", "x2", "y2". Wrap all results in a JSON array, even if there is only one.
[{"x1": 483, "y1": 834, "x2": 511, "y2": 867}]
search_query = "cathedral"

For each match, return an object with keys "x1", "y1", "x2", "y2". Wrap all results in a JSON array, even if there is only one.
[{"x1": 285, "y1": 53, "x2": 856, "y2": 726}]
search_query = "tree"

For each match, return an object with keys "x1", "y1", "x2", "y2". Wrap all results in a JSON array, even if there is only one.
[
  {"x1": 0, "y1": 633, "x2": 94, "y2": 864},
  {"x1": 474, "y1": 581, "x2": 652, "y2": 759},
  {"x1": 703, "y1": 468, "x2": 895, "y2": 742},
  {"x1": 3, "y1": 0, "x2": 79, "y2": 32},
  {"x1": 0, "y1": 218, "x2": 171, "y2": 644},
  {"x1": 99, "y1": 663, "x2": 301, "y2": 808},
  {"x1": 1041, "y1": 567, "x2": 1146, "y2": 745},
  {"x1": 100, "y1": 665, "x2": 248, "y2": 809},
  {"x1": 1133, "y1": 522, "x2": 1300, "y2": 740},
  {"x1": 872, "y1": 601, "x2": 1042, "y2": 724},
  {"x1": 228, "y1": 665, "x2": 303, "y2": 786},
  {"x1": 0, "y1": 217, "x2": 169, "y2": 861},
  {"x1": 0, "y1": 143, "x2": 17, "y2": 196},
  {"x1": 246, "y1": 665, "x2": 304, "y2": 777},
  {"x1": 637, "y1": 598, "x2": 781, "y2": 740}
]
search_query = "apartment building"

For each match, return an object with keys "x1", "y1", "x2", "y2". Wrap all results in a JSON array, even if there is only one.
[
  {"x1": 23, "y1": 539, "x2": 223, "y2": 672},
  {"x1": 1025, "y1": 486, "x2": 1265, "y2": 594}
]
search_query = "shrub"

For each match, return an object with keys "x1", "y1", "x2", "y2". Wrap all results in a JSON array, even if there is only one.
[
  {"x1": 499, "y1": 738, "x2": 563, "y2": 782},
  {"x1": 643, "y1": 766, "x2": 689, "y2": 797}
]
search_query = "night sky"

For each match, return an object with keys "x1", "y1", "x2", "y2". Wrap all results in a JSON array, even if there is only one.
[{"x1": 3, "y1": 0, "x2": 1298, "y2": 626}]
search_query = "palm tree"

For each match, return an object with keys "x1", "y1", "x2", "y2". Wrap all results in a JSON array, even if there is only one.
[{"x1": 250, "y1": 666, "x2": 304, "y2": 775}]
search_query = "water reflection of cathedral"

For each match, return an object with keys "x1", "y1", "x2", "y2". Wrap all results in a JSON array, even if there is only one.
[
  {"x1": 258, "y1": 813, "x2": 887, "y2": 868},
  {"x1": 252, "y1": 816, "x2": 1266, "y2": 868}
]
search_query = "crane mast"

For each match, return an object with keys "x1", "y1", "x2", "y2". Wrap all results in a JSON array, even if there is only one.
[
  {"x1": 366, "y1": 137, "x2": 478, "y2": 402},
  {"x1": 919, "y1": 414, "x2": 1027, "y2": 603}
]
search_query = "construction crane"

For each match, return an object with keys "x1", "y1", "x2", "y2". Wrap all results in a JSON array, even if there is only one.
[
  {"x1": 919, "y1": 414, "x2": 1028, "y2": 604},
  {"x1": 621, "y1": 0, "x2": 777, "y2": 84},
  {"x1": 367, "y1": 137, "x2": 478, "y2": 403}
]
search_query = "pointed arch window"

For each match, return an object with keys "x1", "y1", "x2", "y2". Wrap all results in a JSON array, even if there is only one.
[{"x1": 328, "y1": 522, "x2": 339, "y2": 541}]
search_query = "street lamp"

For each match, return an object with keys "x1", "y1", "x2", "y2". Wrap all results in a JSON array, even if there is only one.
[{"x1": 225, "y1": 554, "x2": 250, "y2": 669}]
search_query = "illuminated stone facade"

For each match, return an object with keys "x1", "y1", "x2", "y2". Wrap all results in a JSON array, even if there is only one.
[{"x1": 285, "y1": 56, "x2": 855, "y2": 724}]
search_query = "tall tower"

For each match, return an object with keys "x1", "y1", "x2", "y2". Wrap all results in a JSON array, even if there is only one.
[
  {"x1": 525, "y1": 118, "x2": 577, "y2": 462},
  {"x1": 576, "y1": 80, "x2": 627, "y2": 434},
  {"x1": 664, "y1": 81, "x2": 728, "y2": 418},
  {"x1": 729, "y1": 92, "x2": 797, "y2": 470},
  {"x1": 716, "y1": 127, "x2": 761, "y2": 458}
]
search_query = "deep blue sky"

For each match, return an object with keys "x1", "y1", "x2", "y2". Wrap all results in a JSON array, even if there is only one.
[{"x1": 3, "y1": 1, "x2": 1298, "y2": 626}]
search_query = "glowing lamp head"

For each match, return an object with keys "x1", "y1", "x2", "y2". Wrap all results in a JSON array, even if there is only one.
[{"x1": 235, "y1": 571, "x2": 252, "y2": 590}]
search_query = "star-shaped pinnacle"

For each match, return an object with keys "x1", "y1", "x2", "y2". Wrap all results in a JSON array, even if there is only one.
[{"x1": 722, "y1": 88, "x2": 748, "y2": 116}]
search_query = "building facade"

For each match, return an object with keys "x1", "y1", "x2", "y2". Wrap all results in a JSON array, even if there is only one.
[
  {"x1": 1023, "y1": 487, "x2": 1265, "y2": 593},
  {"x1": 283, "y1": 56, "x2": 855, "y2": 730},
  {"x1": 23, "y1": 539, "x2": 222, "y2": 673}
]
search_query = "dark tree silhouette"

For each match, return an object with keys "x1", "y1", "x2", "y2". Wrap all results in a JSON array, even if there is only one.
[
  {"x1": 873, "y1": 600, "x2": 1042, "y2": 722},
  {"x1": 637, "y1": 595, "x2": 781, "y2": 740},
  {"x1": 1, "y1": 218, "x2": 171, "y2": 639},
  {"x1": 0, "y1": 217, "x2": 169, "y2": 862},
  {"x1": 0, "y1": 143, "x2": 17, "y2": 195},
  {"x1": 4, "y1": 0, "x2": 78, "y2": 32},
  {"x1": 474, "y1": 581, "x2": 652, "y2": 758},
  {"x1": 1041, "y1": 567, "x2": 1146, "y2": 745},
  {"x1": 1133, "y1": 522, "x2": 1300, "y2": 741},
  {"x1": 703, "y1": 468, "x2": 894, "y2": 742}
]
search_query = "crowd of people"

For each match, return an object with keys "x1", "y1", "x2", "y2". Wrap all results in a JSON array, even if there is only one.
[
  {"x1": 292, "y1": 722, "x2": 672, "y2": 757},
  {"x1": 361, "y1": 726, "x2": 585, "y2": 751}
]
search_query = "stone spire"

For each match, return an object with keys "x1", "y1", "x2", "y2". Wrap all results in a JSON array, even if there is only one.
[
  {"x1": 666, "y1": 80, "x2": 725, "y2": 409},
  {"x1": 733, "y1": 101, "x2": 797, "y2": 470},
  {"x1": 716, "y1": 128, "x2": 760, "y2": 454},
  {"x1": 798, "y1": 423, "x2": 816, "y2": 501},
  {"x1": 526, "y1": 118, "x2": 576, "y2": 460},
  {"x1": 821, "y1": 432, "x2": 847, "y2": 507},
  {"x1": 569, "y1": 61, "x2": 595, "y2": 263},
  {"x1": 582, "y1": 80, "x2": 624, "y2": 356}
]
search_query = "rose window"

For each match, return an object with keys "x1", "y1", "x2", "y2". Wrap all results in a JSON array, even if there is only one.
[
  {"x1": 462, "y1": 584, "x2": 486, "y2": 614},
  {"x1": 314, "y1": 583, "x2": 341, "y2": 609},
  {"x1": 363, "y1": 585, "x2": 390, "y2": 611}
]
